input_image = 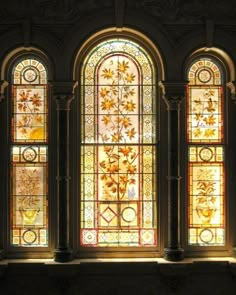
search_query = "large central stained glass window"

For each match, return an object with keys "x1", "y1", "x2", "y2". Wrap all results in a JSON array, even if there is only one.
[{"x1": 80, "y1": 38, "x2": 157, "y2": 247}]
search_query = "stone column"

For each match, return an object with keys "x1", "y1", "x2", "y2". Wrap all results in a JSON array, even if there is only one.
[
  {"x1": 50, "y1": 81, "x2": 77, "y2": 262},
  {"x1": 159, "y1": 81, "x2": 187, "y2": 261}
]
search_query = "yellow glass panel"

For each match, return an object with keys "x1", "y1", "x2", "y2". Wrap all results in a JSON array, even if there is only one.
[
  {"x1": 187, "y1": 86, "x2": 223, "y2": 143},
  {"x1": 187, "y1": 57, "x2": 225, "y2": 246}
]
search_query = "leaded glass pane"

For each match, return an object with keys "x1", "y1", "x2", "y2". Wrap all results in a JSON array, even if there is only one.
[
  {"x1": 81, "y1": 39, "x2": 157, "y2": 247},
  {"x1": 11, "y1": 146, "x2": 48, "y2": 246},
  {"x1": 12, "y1": 85, "x2": 47, "y2": 143},
  {"x1": 187, "y1": 58, "x2": 225, "y2": 246},
  {"x1": 11, "y1": 58, "x2": 48, "y2": 247}
]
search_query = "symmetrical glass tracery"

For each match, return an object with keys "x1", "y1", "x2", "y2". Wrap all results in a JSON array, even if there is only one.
[
  {"x1": 11, "y1": 58, "x2": 48, "y2": 247},
  {"x1": 80, "y1": 39, "x2": 157, "y2": 247},
  {"x1": 187, "y1": 58, "x2": 225, "y2": 246}
]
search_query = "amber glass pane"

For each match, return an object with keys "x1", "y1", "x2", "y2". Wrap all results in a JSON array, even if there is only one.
[
  {"x1": 187, "y1": 58, "x2": 225, "y2": 246},
  {"x1": 81, "y1": 39, "x2": 157, "y2": 247},
  {"x1": 12, "y1": 85, "x2": 47, "y2": 143},
  {"x1": 187, "y1": 86, "x2": 223, "y2": 143},
  {"x1": 11, "y1": 146, "x2": 48, "y2": 246},
  {"x1": 188, "y1": 147, "x2": 224, "y2": 245},
  {"x1": 11, "y1": 58, "x2": 48, "y2": 247}
]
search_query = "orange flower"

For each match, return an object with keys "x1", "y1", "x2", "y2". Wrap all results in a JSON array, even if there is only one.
[
  {"x1": 31, "y1": 93, "x2": 42, "y2": 107},
  {"x1": 123, "y1": 100, "x2": 136, "y2": 112},
  {"x1": 111, "y1": 132, "x2": 122, "y2": 142},
  {"x1": 102, "y1": 68, "x2": 114, "y2": 79},
  {"x1": 119, "y1": 146, "x2": 132, "y2": 156},
  {"x1": 100, "y1": 87, "x2": 109, "y2": 98},
  {"x1": 127, "y1": 164, "x2": 137, "y2": 174},
  {"x1": 204, "y1": 129, "x2": 215, "y2": 138},
  {"x1": 203, "y1": 115, "x2": 216, "y2": 126},
  {"x1": 118, "y1": 60, "x2": 129, "y2": 73},
  {"x1": 19, "y1": 90, "x2": 29, "y2": 102},
  {"x1": 104, "y1": 146, "x2": 112, "y2": 153},
  {"x1": 100, "y1": 160, "x2": 106, "y2": 168},
  {"x1": 119, "y1": 175, "x2": 128, "y2": 185},
  {"x1": 101, "y1": 98, "x2": 115, "y2": 110},
  {"x1": 126, "y1": 128, "x2": 136, "y2": 140},
  {"x1": 107, "y1": 164, "x2": 120, "y2": 173},
  {"x1": 122, "y1": 117, "x2": 132, "y2": 128},
  {"x1": 125, "y1": 73, "x2": 136, "y2": 83},
  {"x1": 102, "y1": 115, "x2": 111, "y2": 125},
  {"x1": 193, "y1": 128, "x2": 202, "y2": 138},
  {"x1": 34, "y1": 115, "x2": 42, "y2": 124}
]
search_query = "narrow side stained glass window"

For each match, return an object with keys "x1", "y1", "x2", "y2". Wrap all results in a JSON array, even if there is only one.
[
  {"x1": 80, "y1": 39, "x2": 157, "y2": 247},
  {"x1": 11, "y1": 58, "x2": 48, "y2": 247},
  {"x1": 187, "y1": 58, "x2": 225, "y2": 246}
]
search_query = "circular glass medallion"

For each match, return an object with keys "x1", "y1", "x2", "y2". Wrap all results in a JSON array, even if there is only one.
[
  {"x1": 23, "y1": 67, "x2": 37, "y2": 82},
  {"x1": 121, "y1": 207, "x2": 136, "y2": 223},
  {"x1": 199, "y1": 228, "x2": 214, "y2": 244},
  {"x1": 22, "y1": 147, "x2": 37, "y2": 162},
  {"x1": 199, "y1": 147, "x2": 213, "y2": 162},
  {"x1": 198, "y1": 69, "x2": 211, "y2": 83},
  {"x1": 23, "y1": 229, "x2": 37, "y2": 244}
]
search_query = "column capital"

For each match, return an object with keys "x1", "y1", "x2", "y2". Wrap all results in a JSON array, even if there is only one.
[
  {"x1": 0, "y1": 80, "x2": 9, "y2": 102},
  {"x1": 226, "y1": 81, "x2": 236, "y2": 104},
  {"x1": 159, "y1": 80, "x2": 188, "y2": 110},
  {"x1": 49, "y1": 80, "x2": 78, "y2": 110}
]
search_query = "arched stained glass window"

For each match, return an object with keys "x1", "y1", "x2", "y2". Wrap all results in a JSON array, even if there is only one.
[
  {"x1": 80, "y1": 38, "x2": 157, "y2": 247},
  {"x1": 11, "y1": 58, "x2": 48, "y2": 247},
  {"x1": 187, "y1": 58, "x2": 225, "y2": 246}
]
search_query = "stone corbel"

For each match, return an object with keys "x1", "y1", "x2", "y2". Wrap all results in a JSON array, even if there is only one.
[
  {"x1": 50, "y1": 81, "x2": 78, "y2": 109},
  {"x1": 159, "y1": 81, "x2": 188, "y2": 110},
  {"x1": 0, "y1": 80, "x2": 9, "y2": 102},
  {"x1": 226, "y1": 81, "x2": 236, "y2": 104}
]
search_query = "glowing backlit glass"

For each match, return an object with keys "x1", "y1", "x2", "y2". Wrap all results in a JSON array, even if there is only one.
[
  {"x1": 80, "y1": 39, "x2": 157, "y2": 247},
  {"x1": 11, "y1": 58, "x2": 48, "y2": 247},
  {"x1": 187, "y1": 58, "x2": 225, "y2": 246}
]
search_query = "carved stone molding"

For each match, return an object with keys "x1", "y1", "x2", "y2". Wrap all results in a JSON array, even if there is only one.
[
  {"x1": 227, "y1": 81, "x2": 236, "y2": 104},
  {"x1": 50, "y1": 81, "x2": 78, "y2": 110},
  {"x1": 0, "y1": 80, "x2": 9, "y2": 103},
  {"x1": 127, "y1": 0, "x2": 236, "y2": 24},
  {"x1": 159, "y1": 81, "x2": 188, "y2": 110}
]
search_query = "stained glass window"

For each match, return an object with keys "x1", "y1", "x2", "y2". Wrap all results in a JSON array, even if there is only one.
[
  {"x1": 187, "y1": 58, "x2": 225, "y2": 246},
  {"x1": 11, "y1": 58, "x2": 48, "y2": 247},
  {"x1": 80, "y1": 39, "x2": 157, "y2": 247}
]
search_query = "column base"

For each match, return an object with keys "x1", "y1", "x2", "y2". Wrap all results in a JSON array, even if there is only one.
[
  {"x1": 164, "y1": 247, "x2": 184, "y2": 261},
  {"x1": 54, "y1": 248, "x2": 73, "y2": 262}
]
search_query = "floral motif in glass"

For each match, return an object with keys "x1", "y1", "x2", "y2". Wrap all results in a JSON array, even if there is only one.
[
  {"x1": 81, "y1": 39, "x2": 157, "y2": 247},
  {"x1": 11, "y1": 58, "x2": 48, "y2": 247},
  {"x1": 187, "y1": 58, "x2": 225, "y2": 246}
]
